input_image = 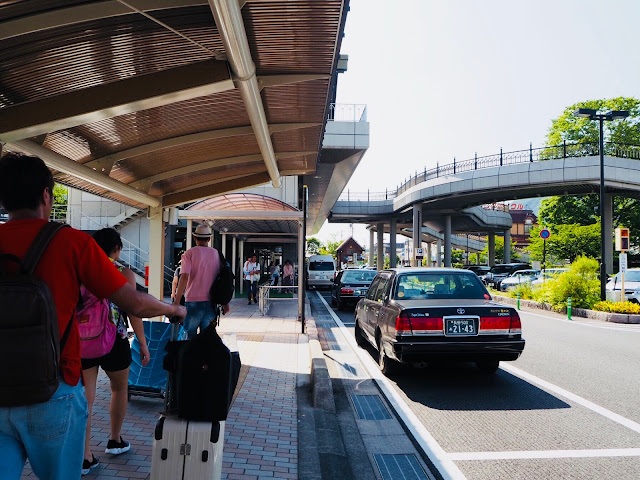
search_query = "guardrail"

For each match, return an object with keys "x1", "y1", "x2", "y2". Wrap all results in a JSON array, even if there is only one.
[
  {"x1": 337, "y1": 141, "x2": 640, "y2": 202},
  {"x1": 258, "y1": 285, "x2": 299, "y2": 316},
  {"x1": 327, "y1": 103, "x2": 367, "y2": 122}
]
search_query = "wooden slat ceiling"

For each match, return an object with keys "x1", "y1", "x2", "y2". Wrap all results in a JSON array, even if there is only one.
[{"x1": 0, "y1": 0, "x2": 346, "y2": 209}]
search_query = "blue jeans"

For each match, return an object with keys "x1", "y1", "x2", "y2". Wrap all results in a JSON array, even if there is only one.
[
  {"x1": 0, "y1": 380, "x2": 88, "y2": 480},
  {"x1": 245, "y1": 280, "x2": 258, "y2": 302},
  {"x1": 181, "y1": 301, "x2": 217, "y2": 339}
]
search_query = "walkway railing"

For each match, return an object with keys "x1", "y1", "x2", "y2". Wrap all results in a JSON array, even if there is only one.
[
  {"x1": 328, "y1": 103, "x2": 367, "y2": 122},
  {"x1": 258, "y1": 285, "x2": 299, "y2": 316},
  {"x1": 338, "y1": 141, "x2": 640, "y2": 202}
]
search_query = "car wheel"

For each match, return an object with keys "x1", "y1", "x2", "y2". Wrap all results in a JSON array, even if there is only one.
[
  {"x1": 354, "y1": 320, "x2": 367, "y2": 347},
  {"x1": 476, "y1": 360, "x2": 500, "y2": 374},
  {"x1": 377, "y1": 335, "x2": 399, "y2": 376}
]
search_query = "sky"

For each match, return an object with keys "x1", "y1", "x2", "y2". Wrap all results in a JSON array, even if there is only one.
[{"x1": 315, "y1": 0, "x2": 640, "y2": 248}]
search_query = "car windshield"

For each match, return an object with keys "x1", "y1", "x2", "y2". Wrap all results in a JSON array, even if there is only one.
[
  {"x1": 342, "y1": 270, "x2": 377, "y2": 282},
  {"x1": 511, "y1": 270, "x2": 537, "y2": 277},
  {"x1": 618, "y1": 271, "x2": 640, "y2": 282},
  {"x1": 309, "y1": 261, "x2": 334, "y2": 271},
  {"x1": 394, "y1": 272, "x2": 487, "y2": 300}
]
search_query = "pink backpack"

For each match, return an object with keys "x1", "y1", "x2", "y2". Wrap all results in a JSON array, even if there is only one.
[{"x1": 76, "y1": 286, "x2": 117, "y2": 359}]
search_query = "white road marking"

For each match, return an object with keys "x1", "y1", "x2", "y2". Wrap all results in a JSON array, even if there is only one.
[
  {"x1": 449, "y1": 448, "x2": 640, "y2": 461},
  {"x1": 519, "y1": 310, "x2": 640, "y2": 333},
  {"x1": 315, "y1": 292, "x2": 468, "y2": 480},
  {"x1": 502, "y1": 363, "x2": 640, "y2": 435}
]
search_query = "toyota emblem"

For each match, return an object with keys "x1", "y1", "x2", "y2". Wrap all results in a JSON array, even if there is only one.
[{"x1": 457, "y1": 308, "x2": 465, "y2": 314}]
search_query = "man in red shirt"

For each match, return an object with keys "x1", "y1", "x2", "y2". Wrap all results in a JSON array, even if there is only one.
[{"x1": 0, "y1": 152, "x2": 186, "y2": 479}]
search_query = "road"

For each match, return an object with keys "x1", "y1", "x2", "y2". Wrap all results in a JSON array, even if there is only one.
[{"x1": 317, "y1": 291, "x2": 640, "y2": 480}]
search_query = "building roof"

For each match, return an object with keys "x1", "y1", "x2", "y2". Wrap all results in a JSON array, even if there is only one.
[
  {"x1": 336, "y1": 236, "x2": 364, "y2": 253},
  {"x1": 1, "y1": 1, "x2": 349, "y2": 212}
]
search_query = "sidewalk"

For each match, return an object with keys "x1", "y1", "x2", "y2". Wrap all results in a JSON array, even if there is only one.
[{"x1": 21, "y1": 297, "x2": 304, "y2": 480}]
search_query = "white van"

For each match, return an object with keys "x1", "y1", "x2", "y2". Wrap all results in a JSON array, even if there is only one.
[{"x1": 307, "y1": 254, "x2": 336, "y2": 289}]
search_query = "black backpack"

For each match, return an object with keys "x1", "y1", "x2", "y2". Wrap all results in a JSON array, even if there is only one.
[
  {"x1": 0, "y1": 222, "x2": 73, "y2": 407},
  {"x1": 209, "y1": 249, "x2": 234, "y2": 308}
]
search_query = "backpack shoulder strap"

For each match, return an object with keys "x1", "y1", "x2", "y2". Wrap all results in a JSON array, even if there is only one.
[{"x1": 22, "y1": 222, "x2": 69, "y2": 274}]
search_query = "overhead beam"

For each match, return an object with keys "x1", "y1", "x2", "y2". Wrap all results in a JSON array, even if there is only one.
[
  {"x1": 258, "y1": 74, "x2": 329, "y2": 89},
  {"x1": 160, "y1": 165, "x2": 267, "y2": 195},
  {"x1": 129, "y1": 151, "x2": 315, "y2": 191},
  {"x1": 8, "y1": 140, "x2": 161, "y2": 207},
  {"x1": 163, "y1": 172, "x2": 271, "y2": 206},
  {"x1": 0, "y1": 0, "x2": 208, "y2": 41},
  {"x1": 209, "y1": 0, "x2": 281, "y2": 187},
  {"x1": 180, "y1": 210, "x2": 303, "y2": 220},
  {"x1": 0, "y1": 60, "x2": 233, "y2": 142},
  {"x1": 84, "y1": 123, "x2": 320, "y2": 174}
]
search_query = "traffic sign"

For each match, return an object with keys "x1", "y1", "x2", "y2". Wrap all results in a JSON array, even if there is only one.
[
  {"x1": 620, "y1": 253, "x2": 628, "y2": 273},
  {"x1": 416, "y1": 248, "x2": 424, "y2": 259},
  {"x1": 540, "y1": 228, "x2": 551, "y2": 239}
]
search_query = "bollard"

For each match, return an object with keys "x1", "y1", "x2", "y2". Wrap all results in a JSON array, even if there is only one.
[
  {"x1": 567, "y1": 297, "x2": 572, "y2": 320},
  {"x1": 517, "y1": 291, "x2": 520, "y2": 310}
]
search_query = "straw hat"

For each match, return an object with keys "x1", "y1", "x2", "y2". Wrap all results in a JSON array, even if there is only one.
[{"x1": 193, "y1": 224, "x2": 212, "y2": 238}]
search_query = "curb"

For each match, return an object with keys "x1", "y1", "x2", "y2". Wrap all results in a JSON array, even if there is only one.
[{"x1": 493, "y1": 294, "x2": 640, "y2": 324}]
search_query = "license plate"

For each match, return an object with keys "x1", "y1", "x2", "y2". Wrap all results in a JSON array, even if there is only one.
[{"x1": 445, "y1": 318, "x2": 477, "y2": 336}]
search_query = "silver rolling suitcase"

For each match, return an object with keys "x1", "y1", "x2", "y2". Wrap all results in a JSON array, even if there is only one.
[{"x1": 151, "y1": 416, "x2": 224, "y2": 480}]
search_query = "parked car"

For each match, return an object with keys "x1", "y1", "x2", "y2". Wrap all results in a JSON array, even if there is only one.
[
  {"x1": 499, "y1": 269, "x2": 540, "y2": 291},
  {"x1": 606, "y1": 268, "x2": 640, "y2": 303},
  {"x1": 306, "y1": 254, "x2": 336, "y2": 289},
  {"x1": 330, "y1": 269, "x2": 377, "y2": 310},
  {"x1": 354, "y1": 268, "x2": 525, "y2": 375},
  {"x1": 465, "y1": 265, "x2": 490, "y2": 276},
  {"x1": 530, "y1": 267, "x2": 569, "y2": 286},
  {"x1": 483, "y1": 263, "x2": 531, "y2": 289}
]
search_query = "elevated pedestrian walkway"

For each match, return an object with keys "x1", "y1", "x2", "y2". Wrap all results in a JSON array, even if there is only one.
[{"x1": 19, "y1": 296, "x2": 437, "y2": 480}]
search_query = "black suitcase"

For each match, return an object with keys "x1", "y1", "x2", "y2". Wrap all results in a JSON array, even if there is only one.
[{"x1": 163, "y1": 323, "x2": 240, "y2": 421}]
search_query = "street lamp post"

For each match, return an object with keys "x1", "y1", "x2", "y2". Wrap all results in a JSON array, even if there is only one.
[{"x1": 574, "y1": 108, "x2": 630, "y2": 301}]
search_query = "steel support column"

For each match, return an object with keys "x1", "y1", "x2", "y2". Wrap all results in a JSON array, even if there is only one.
[
  {"x1": 221, "y1": 233, "x2": 227, "y2": 256},
  {"x1": 604, "y1": 193, "x2": 614, "y2": 275},
  {"x1": 389, "y1": 218, "x2": 397, "y2": 268},
  {"x1": 186, "y1": 219, "x2": 193, "y2": 250},
  {"x1": 238, "y1": 239, "x2": 244, "y2": 295},
  {"x1": 488, "y1": 233, "x2": 496, "y2": 267},
  {"x1": 412, "y1": 204, "x2": 422, "y2": 267},
  {"x1": 444, "y1": 215, "x2": 452, "y2": 267},
  {"x1": 369, "y1": 228, "x2": 375, "y2": 266},
  {"x1": 377, "y1": 225, "x2": 384, "y2": 270},
  {"x1": 503, "y1": 229, "x2": 511, "y2": 263},
  {"x1": 436, "y1": 239, "x2": 442, "y2": 267},
  {"x1": 231, "y1": 237, "x2": 237, "y2": 288},
  {"x1": 147, "y1": 206, "x2": 165, "y2": 308}
]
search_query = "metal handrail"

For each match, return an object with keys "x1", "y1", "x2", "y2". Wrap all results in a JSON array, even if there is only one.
[
  {"x1": 258, "y1": 285, "x2": 299, "y2": 316},
  {"x1": 328, "y1": 103, "x2": 367, "y2": 122},
  {"x1": 337, "y1": 141, "x2": 640, "y2": 201}
]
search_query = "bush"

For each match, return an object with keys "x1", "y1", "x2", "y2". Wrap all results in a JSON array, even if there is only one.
[
  {"x1": 511, "y1": 282, "x2": 535, "y2": 300},
  {"x1": 593, "y1": 301, "x2": 640, "y2": 314},
  {"x1": 531, "y1": 256, "x2": 600, "y2": 311}
]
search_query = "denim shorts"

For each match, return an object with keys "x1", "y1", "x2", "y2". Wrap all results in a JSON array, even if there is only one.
[
  {"x1": 0, "y1": 380, "x2": 88, "y2": 480},
  {"x1": 181, "y1": 301, "x2": 217, "y2": 339}
]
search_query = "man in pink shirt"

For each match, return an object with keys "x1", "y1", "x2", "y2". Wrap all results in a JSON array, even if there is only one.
[{"x1": 173, "y1": 225, "x2": 230, "y2": 339}]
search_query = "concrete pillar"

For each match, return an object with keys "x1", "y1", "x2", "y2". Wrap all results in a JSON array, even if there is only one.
[
  {"x1": 412, "y1": 204, "x2": 422, "y2": 267},
  {"x1": 426, "y1": 242, "x2": 432, "y2": 267},
  {"x1": 488, "y1": 233, "x2": 496, "y2": 267},
  {"x1": 503, "y1": 229, "x2": 511, "y2": 264},
  {"x1": 232, "y1": 236, "x2": 237, "y2": 284},
  {"x1": 389, "y1": 218, "x2": 397, "y2": 268},
  {"x1": 369, "y1": 228, "x2": 375, "y2": 266},
  {"x1": 186, "y1": 219, "x2": 193, "y2": 250},
  {"x1": 221, "y1": 233, "x2": 227, "y2": 256},
  {"x1": 377, "y1": 224, "x2": 384, "y2": 270},
  {"x1": 604, "y1": 193, "x2": 614, "y2": 275},
  {"x1": 238, "y1": 239, "x2": 244, "y2": 295},
  {"x1": 147, "y1": 206, "x2": 165, "y2": 306},
  {"x1": 436, "y1": 239, "x2": 442, "y2": 267},
  {"x1": 444, "y1": 215, "x2": 452, "y2": 267}
]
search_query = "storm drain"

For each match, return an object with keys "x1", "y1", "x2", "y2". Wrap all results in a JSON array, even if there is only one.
[
  {"x1": 351, "y1": 394, "x2": 391, "y2": 420},
  {"x1": 373, "y1": 454, "x2": 430, "y2": 480}
]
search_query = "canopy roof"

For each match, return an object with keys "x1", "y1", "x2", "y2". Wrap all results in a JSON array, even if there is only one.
[{"x1": 0, "y1": 1, "x2": 348, "y2": 209}]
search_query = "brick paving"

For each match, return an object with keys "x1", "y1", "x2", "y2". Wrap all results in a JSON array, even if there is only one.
[{"x1": 20, "y1": 297, "x2": 305, "y2": 479}]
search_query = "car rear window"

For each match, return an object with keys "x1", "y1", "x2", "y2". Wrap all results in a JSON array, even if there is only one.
[
  {"x1": 342, "y1": 271, "x2": 377, "y2": 282},
  {"x1": 309, "y1": 261, "x2": 334, "y2": 271},
  {"x1": 489, "y1": 266, "x2": 512, "y2": 274},
  {"x1": 395, "y1": 273, "x2": 487, "y2": 300}
]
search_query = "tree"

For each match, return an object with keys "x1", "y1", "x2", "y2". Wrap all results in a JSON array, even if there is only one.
[
  {"x1": 542, "y1": 97, "x2": 640, "y2": 246},
  {"x1": 307, "y1": 237, "x2": 321, "y2": 255},
  {"x1": 527, "y1": 224, "x2": 600, "y2": 264},
  {"x1": 320, "y1": 238, "x2": 341, "y2": 258}
]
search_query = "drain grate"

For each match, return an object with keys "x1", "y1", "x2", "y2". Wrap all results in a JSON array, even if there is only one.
[
  {"x1": 351, "y1": 394, "x2": 391, "y2": 420},
  {"x1": 373, "y1": 454, "x2": 430, "y2": 480}
]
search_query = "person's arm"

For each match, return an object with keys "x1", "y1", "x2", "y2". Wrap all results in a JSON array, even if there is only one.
[
  {"x1": 121, "y1": 268, "x2": 150, "y2": 367},
  {"x1": 171, "y1": 274, "x2": 179, "y2": 301},
  {"x1": 173, "y1": 273, "x2": 189, "y2": 305},
  {"x1": 243, "y1": 261, "x2": 250, "y2": 277},
  {"x1": 109, "y1": 283, "x2": 185, "y2": 321}
]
